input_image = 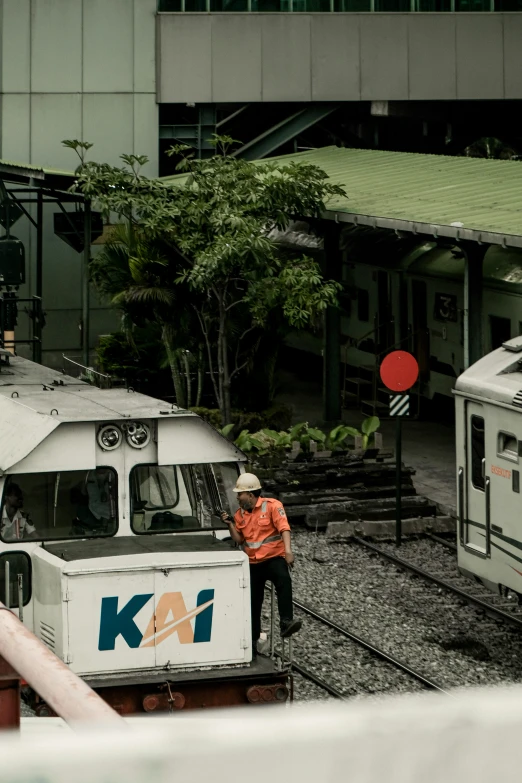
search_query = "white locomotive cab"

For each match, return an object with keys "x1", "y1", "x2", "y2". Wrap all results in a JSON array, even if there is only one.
[
  {"x1": 0, "y1": 354, "x2": 252, "y2": 677},
  {"x1": 456, "y1": 337, "x2": 522, "y2": 597}
]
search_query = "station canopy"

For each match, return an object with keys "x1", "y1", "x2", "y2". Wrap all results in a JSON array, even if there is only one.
[
  {"x1": 228, "y1": 147, "x2": 522, "y2": 250},
  {"x1": 5, "y1": 147, "x2": 522, "y2": 249}
]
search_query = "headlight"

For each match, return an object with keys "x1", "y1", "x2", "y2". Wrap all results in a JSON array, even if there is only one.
[
  {"x1": 97, "y1": 425, "x2": 122, "y2": 451},
  {"x1": 124, "y1": 421, "x2": 151, "y2": 449}
]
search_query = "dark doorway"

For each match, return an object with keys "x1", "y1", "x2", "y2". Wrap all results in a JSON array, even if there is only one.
[
  {"x1": 377, "y1": 271, "x2": 393, "y2": 352},
  {"x1": 490, "y1": 316, "x2": 511, "y2": 350},
  {"x1": 411, "y1": 279, "x2": 430, "y2": 382}
]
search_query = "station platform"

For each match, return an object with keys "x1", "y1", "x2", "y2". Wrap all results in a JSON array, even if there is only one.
[{"x1": 274, "y1": 371, "x2": 457, "y2": 518}]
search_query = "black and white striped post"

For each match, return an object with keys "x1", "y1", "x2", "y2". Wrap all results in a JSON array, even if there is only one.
[
  {"x1": 379, "y1": 352, "x2": 419, "y2": 549},
  {"x1": 390, "y1": 394, "x2": 410, "y2": 547}
]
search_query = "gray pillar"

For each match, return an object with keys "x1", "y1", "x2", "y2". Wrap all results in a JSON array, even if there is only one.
[
  {"x1": 462, "y1": 241, "x2": 487, "y2": 369},
  {"x1": 82, "y1": 201, "x2": 92, "y2": 368},
  {"x1": 323, "y1": 223, "x2": 342, "y2": 424}
]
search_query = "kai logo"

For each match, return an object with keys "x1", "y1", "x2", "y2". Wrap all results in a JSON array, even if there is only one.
[{"x1": 98, "y1": 590, "x2": 214, "y2": 651}]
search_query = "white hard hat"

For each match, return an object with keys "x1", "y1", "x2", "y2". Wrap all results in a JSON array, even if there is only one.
[{"x1": 232, "y1": 473, "x2": 262, "y2": 493}]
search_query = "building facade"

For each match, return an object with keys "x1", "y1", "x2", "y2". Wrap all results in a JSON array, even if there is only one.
[{"x1": 1, "y1": 0, "x2": 521, "y2": 367}]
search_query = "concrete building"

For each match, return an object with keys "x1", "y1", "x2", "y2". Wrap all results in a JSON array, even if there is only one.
[{"x1": 1, "y1": 0, "x2": 521, "y2": 367}]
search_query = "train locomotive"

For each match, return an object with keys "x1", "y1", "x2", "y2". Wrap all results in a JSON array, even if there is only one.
[
  {"x1": 456, "y1": 336, "x2": 522, "y2": 600},
  {"x1": 0, "y1": 349, "x2": 289, "y2": 714}
]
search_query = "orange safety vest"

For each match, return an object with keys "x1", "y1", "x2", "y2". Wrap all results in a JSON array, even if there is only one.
[{"x1": 234, "y1": 497, "x2": 291, "y2": 564}]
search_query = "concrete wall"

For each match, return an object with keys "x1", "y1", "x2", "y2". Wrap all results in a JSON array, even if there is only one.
[
  {"x1": 0, "y1": 0, "x2": 158, "y2": 367},
  {"x1": 157, "y1": 12, "x2": 522, "y2": 103}
]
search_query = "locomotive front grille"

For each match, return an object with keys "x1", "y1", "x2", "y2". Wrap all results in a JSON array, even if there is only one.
[{"x1": 512, "y1": 390, "x2": 522, "y2": 408}]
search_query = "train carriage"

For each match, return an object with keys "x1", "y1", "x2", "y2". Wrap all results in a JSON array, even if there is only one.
[
  {"x1": 0, "y1": 349, "x2": 289, "y2": 714},
  {"x1": 456, "y1": 337, "x2": 522, "y2": 598}
]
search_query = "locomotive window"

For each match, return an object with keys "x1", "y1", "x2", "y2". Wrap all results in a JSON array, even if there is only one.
[
  {"x1": 131, "y1": 463, "x2": 239, "y2": 534},
  {"x1": 471, "y1": 416, "x2": 485, "y2": 491},
  {"x1": 0, "y1": 552, "x2": 31, "y2": 607},
  {"x1": 0, "y1": 469, "x2": 118, "y2": 543},
  {"x1": 498, "y1": 432, "x2": 518, "y2": 462}
]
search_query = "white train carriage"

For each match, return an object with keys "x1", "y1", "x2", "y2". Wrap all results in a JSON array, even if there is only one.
[
  {"x1": 0, "y1": 349, "x2": 289, "y2": 714},
  {"x1": 456, "y1": 337, "x2": 522, "y2": 597}
]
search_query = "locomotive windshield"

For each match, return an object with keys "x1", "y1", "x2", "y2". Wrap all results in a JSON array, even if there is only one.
[
  {"x1": 0, "y1": 468, "x2": 118, "y2": 543},
  {"x1": 130, "y1": 462, "x2": 239, "y2": 534}
]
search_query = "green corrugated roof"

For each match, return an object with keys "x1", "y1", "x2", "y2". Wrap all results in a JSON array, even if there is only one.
[
  {"x1": 163, "y1": 146, "x2": 522, "y2": 246},
  {"x1": 261, "y1": 147, "x2": 522, "y2": 243},
  {"x1": 0, "y1": 159, "x2": 75, "y2": 183}
]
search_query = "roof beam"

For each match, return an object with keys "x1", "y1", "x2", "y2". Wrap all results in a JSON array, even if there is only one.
[{"x1": 324, "y1": 210, "x2": 522, "y2": 250}]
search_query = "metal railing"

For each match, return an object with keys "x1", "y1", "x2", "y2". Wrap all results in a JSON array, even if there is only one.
[
  {"x1": 62, "y1": 355, "x2": 117, "y2": 389},
  {"x1": 158, "y1": 0, "x2": 505, "y2": 11},
  {"x1": 0, "y1": 599, "x2": 124, "y2": 730},
  {"x1": 0, "y1": 296, "x2": 43, "y2": 364}
]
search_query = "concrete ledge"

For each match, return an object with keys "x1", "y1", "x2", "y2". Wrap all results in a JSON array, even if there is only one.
[{"x1": 326, "y1": 515, "x2": 456, "y2": 539}]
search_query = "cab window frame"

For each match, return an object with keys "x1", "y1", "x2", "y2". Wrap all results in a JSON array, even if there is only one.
[
  {"x1": 130, "y1": 462, "x2": 237, "y2": 536},
  {"x1": 0, "y1": 550, "x2": 32, "y2": 607},
  {"x1": 0, "y1": 468, "x2": 119, "y2": 544}
]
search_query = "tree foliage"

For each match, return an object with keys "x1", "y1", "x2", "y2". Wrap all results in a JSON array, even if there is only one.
[{"x1": 65, "y1": 136, "x2": 346, "y2": 423}]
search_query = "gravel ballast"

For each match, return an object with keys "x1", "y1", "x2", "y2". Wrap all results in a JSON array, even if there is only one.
[{"x1": 262, "y1": 531, "x2": 522, "y2": 702}]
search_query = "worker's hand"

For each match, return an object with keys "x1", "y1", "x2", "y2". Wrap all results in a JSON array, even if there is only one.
[
  {"x1": 285, "y1": 551, "x2": 295, "y2": 568},
  {"x1": 221, "y1": 511, "x2": 232, "y2": 524}
]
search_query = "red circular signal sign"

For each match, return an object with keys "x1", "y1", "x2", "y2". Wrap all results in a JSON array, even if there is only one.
[{"x1": 380, "y1": 351, "x2": 419, "y2": 392}]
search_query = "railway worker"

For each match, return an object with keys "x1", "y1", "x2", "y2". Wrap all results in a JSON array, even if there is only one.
[
  {"x1": 221, "y1": 473, "x2": 302, "y2": 654},
  {"x1": 1, "y1": 483, "x2": 37, "y2": 541}
]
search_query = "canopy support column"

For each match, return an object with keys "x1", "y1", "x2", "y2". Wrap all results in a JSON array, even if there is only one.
[
  {"x1": 462, "y1": 241, "x2": 487, "y2": 369},
  {"x1": 323, "y1": 223, "x2": 342, "y2": 424},
  {"x1": 82, "y1": 201, "x2": 91, "y2": 368}
]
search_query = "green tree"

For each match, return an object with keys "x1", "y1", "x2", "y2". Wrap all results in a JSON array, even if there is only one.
[
  {"x1": 89, "y1": 225, "x2": 204, "y2": 407},
  {"x1": 66, "y1": 137, "x2": 346, "y2": 423}
]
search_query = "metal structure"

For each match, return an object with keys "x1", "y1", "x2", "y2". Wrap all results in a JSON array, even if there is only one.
[{"x1": 0, "y1": 163, "x2": 94, "y2": 368}]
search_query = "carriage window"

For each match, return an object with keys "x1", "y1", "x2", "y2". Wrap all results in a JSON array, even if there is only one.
[
  {"x1": 0, "y1": 469, "x2": 118, "y2": 543},
  {"x1": 498, "y1": 432, "x2": 518, "y2": 462},
  {"x1": 471, "y1": 416, "x2": 485, "y2": 491},
  {"x1": 0, "y1": 552, "x2": 31, "y2": 607},
  {"x1": 357, "y1": 289, "x2": 370, "y2": 322},
  {"x1": 131, "y1": 463, "x2": 239, "y2": 534}
]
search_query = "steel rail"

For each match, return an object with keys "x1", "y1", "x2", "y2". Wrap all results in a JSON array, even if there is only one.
[
  {"x1": 290, "y1": 660, "x2": 347, "y2": 699},
  {"x1": 352, "y1": 537, "x2": 522, "y2": 630},
  {"x1": 425, "y1": 532, "x2": 458, "y2": 552},
  {"x1": 292, "y1": 597, "x2": 449, "y2": 694}
]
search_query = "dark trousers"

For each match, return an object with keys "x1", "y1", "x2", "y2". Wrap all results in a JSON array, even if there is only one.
[{"x1": 250, "y1": 556, "x2": 293, "y2": 643}]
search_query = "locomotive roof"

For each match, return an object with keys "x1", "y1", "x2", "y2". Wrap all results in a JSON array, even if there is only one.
[
  {"x1": 0, "y1": 354, "x2": 246, "y2": 473},
  {"x1": 0, "y1": 354, "x2": 191, "y2": 421},
  {"x1": 455, "y1": 337, "x2": 522, "y2": 409}
]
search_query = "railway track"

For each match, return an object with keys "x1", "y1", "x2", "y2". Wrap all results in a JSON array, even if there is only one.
[
  {"x1": 352, "y1": 536, "x2": 522, "y2": 631},
  {"x1": 286, "y1": 595, "x2": 449, "y2": 698}
]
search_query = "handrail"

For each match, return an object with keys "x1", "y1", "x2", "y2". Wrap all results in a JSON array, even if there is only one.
[
  {"x1": 375, "y1": 326, "x2": 429, "y2": 361},
  {"x1": 0, "y1": 603, "x2": 124, "y2": 727},
  {"x1": 348, "y1": 318, "x2": 396, "y2": 352}
]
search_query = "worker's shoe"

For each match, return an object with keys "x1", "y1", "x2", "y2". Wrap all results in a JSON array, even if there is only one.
[{"x1": 280, "y1": 618, "x2": 302, "y2": 638}]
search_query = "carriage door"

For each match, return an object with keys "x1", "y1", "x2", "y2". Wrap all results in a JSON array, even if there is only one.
[{"x1": 464, "y1": 401, "x2": 490, "y2": 556}]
